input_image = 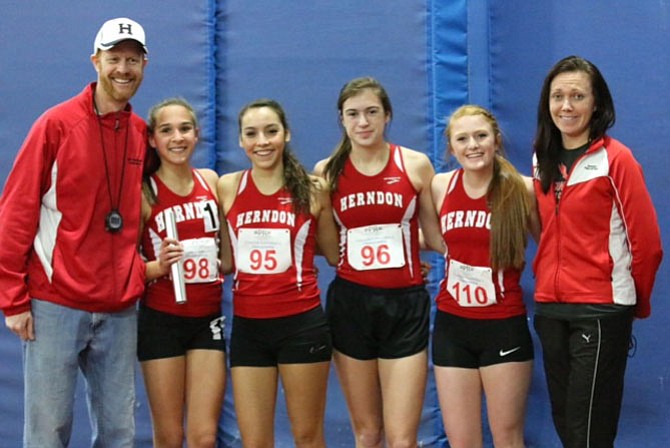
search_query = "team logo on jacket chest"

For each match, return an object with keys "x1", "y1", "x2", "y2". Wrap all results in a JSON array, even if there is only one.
[
  {"x1": 441, "y1": 210, "x2": 491, "y2": 232},
  {"x1": 339, "y1": 191, "x2": 403, "y2": 211}
]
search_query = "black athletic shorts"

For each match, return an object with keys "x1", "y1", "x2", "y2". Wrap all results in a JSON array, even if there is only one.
[
  {"x1": 137, "y1": 304, "x2": 226, "y2": 362},
  {"x1": 326, "y1": 276, "x2": 430, "y2": 360},
  {"x1": 230, "y1": 305, "x2": 332, "y2": 367},
  {"x1": 432, "y1": 310, "x2": 533, "y2": 368}
]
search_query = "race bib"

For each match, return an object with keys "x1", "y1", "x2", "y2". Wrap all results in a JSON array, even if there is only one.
[
  {"x1": 237, "y1": 228, "x2": 292, "y2": 274},
  {"x1": 347, "y1": 224, "x2": 405, "y2": 271},
  {"x1": 446, "y1": 259, "x2": 496, "y2": 307},
  {"x1": 181, "y1": 238, "x2": 219, "y2": 284}
]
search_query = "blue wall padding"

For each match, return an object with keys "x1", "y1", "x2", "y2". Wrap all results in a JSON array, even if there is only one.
[
  {"x1": 2, "y1": 1, "x2": 669, "y2": 447},
  {"x1": 0, "y1": 1, "x2": 469, "y2": 446},
  {"x1": 488, "y1": 1, "x2": 670, "y2": 447},
  {"x1": 215, "y1": 1, "x2": 468, "y2": 445},
  {"x1": 429, "y1": 0, "x2": 470, "y2": 172},
  {"x1": 0, "y1": 2, "x2": 218, "y2": 183},
  {"x1": 465, "y1": 0, "x2": 492, "y2": 108},
  {"x1": 216, "y1": 0, "x2": 440, "y2": 175},
  {"x1": 0, "y1": 2, "x2": 219, "y2": 446},
  {"x1": 427, "y1": 1, "x2": 470, "y2": 446}
]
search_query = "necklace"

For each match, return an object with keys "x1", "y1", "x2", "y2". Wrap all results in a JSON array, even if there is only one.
[{"x1": 94, "y1": 99, "x2": 129, "y2": 233}]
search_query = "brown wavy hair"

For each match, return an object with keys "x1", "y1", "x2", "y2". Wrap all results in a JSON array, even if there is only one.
[{"x1": 238, "y1": 98, "x2": 313, "y2": 215}]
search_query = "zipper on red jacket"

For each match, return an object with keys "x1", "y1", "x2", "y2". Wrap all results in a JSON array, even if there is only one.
[
  {"x1": 552, "y1": 147, "x2": 590, "y2": 304},
  {"x1": 554, "y1": 186, "x2": 562, "y2": 302}
]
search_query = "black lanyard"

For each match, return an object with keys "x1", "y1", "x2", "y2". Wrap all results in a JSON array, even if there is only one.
[{"x1": 94, "y1": 99, "x2": 129, "y2": 233}]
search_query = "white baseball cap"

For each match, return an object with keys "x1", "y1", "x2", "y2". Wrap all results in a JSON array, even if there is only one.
[{"x1": 92, "y1": 18, "x2": 147, "y2": 54}]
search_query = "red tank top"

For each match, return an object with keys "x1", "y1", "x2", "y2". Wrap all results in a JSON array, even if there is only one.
[
  {"x1": 331, "y1": 144, "x2": 423, "y2": 288},
  {"x1": 436, "y1": 169, "x2": 525, "y2": 319},
  {"x1": 226, "y1": 170, "x2": 320, "y2": 318},
  {"x1": 141, "y1": 170, "x2": 223, "y2": 317}
]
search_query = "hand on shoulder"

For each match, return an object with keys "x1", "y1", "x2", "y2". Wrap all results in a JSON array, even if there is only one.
[
  {"x1": 313, "y1": 158, "x2": 329, "y2": 177},
  {"x1": 521, "y1": 175, "x2": 535, "y2": 197},
  {"x1": 309, "y1": 174, "x2": 329, "y2": 191}
]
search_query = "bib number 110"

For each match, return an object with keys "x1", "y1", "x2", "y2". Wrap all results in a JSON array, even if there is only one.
[{"x1": 448, "y1": 282, "x2": 489, "y2": 306}]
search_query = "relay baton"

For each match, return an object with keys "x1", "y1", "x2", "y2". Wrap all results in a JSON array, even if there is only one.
[{"x1": 164, "y1": 209, "x2": 188, "y2": 304}]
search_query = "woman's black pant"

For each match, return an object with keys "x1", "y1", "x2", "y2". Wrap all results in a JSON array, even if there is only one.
[{"x1": 534, "y1": 311, "x2": 633, "y2": 448}]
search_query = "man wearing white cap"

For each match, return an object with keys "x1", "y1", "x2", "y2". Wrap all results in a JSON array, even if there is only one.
[{"x1": 0, "y1": 17, "x2": 148, "y2": 446}]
